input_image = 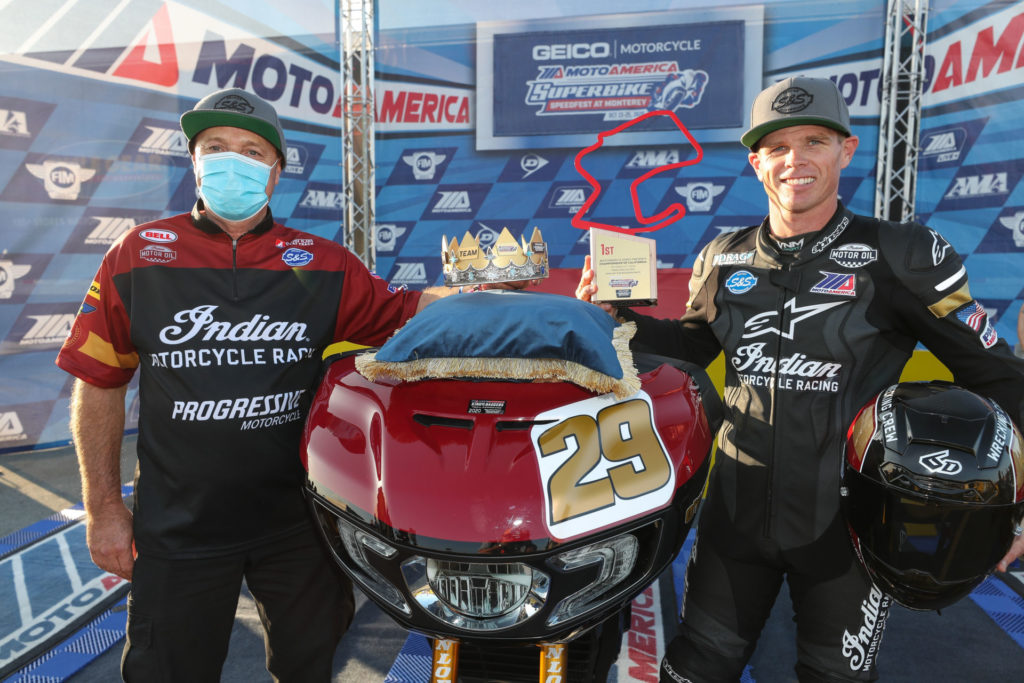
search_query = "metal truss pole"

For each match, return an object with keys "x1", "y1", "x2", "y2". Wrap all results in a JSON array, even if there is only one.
[
  {"x1": 340, "y1": 0, "x2": 376, "y2": 270},
  {"x1": 875, "y1": 0, "x2": 929, "y2": 222}
]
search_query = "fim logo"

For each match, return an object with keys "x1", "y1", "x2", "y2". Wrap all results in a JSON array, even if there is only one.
[
  {"x1": 375, "y1": 223, "x2": 406, "y2": 253},
  {"x1": 26, "y1": 161, "x2": 97, "y2": 200},
  {"x1": 21, "y1": 313, "x2": 75, "y2": 346},
  {"x1": 0, "y1": 410, "x2": 26, "y2": 443},
  {"x1": 403, "y1": 151, "x2": 447, "y2": 180},
  {"x1": 1, "y1": 108, "x2": 30, "y2": 138},
  {"x1": 0, "y1": 260, "x2": 31, "y2": 299},
  {"x1": 674, "y1": 182, "x2": 725, "y2": 212},
  {"x1": 390, "y1": 261, "x2": 430, "y2": 287},
  {"x1": 138, "y1": 125, "x2": 189, "y2": 158},
  {"x1": 998, "y1": 211, "x2": 1024, "y2": 248}
]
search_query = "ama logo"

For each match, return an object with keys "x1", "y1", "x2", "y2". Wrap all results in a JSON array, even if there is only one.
[
  {"x1": 937, "y1": 161, "x2": 1021, "y2": 211},
  {"x1": 618, "y1": 148, "x2": 686, "y2": 178},
  {"x1": 293, "y1": 182, "x2": 345, "y2": 219}
]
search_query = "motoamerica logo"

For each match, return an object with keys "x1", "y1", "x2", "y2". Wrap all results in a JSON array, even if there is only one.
[
  {"x1": 0, "y1": 108, "x2": 30, "y2": 138},
  {"x1": 138, "y1": 124, "x2": 189, "y2": 157},
  {"x1": 87, "y1": 216, "x2": 137, "y2": 246}
]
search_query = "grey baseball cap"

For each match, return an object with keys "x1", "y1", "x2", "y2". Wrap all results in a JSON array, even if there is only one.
[
  {"x1": 180, "y1": 88, "x2": 286, "y2": 158},
  {"x1": 741, "y1": 76, "x2": 851, "y2": 149}
]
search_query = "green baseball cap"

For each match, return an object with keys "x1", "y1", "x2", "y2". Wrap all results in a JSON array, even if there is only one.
[
  {"x1": 741, "y1": 76, "x2": 851, "y2": 149},
  {"x1": 180, "y1": 88, "x2": 286, "y2": 159}
]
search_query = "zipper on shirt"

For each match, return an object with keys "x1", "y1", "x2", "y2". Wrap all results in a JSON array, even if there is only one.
[
  {"x1": 764, "y1": 263, "x2": 795, "y2": 538},
  {"x1": 231, "y1": 237, "x2": 240, "y2": 301}
]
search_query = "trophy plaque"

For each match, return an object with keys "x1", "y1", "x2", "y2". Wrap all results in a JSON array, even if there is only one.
[{"x1": 589, "y1": 227, "x2": 657, "y2": 306}]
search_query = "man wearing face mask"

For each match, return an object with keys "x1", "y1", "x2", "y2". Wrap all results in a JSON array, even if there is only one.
[{"x1": 55, "y1": 88, "x2": 456, "y2": 682}]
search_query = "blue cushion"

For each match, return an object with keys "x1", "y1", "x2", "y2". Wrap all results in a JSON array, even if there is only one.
[{"x1": 357, "y1": 290, "x2": 639, "y2": 397}]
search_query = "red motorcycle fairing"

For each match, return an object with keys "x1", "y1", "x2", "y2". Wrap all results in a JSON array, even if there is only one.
[
  {"x1": 301, "y1": 352, "x2": 716, "y2": 646},
  {"x1": 303, "y1": 355, "x2": 713, "y2": 552}
]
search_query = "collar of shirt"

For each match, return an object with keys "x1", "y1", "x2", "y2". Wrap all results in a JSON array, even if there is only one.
[{"x1": 190, "y1": 199, "x2": 275, "y2": 237}]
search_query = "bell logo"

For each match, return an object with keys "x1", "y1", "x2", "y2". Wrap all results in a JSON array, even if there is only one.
[
  {"x1": 26, "y1": 161, "x2": 97, "y2": 200},
  {"x1": 87, "y1": 216, "x2": 136, "y2": 245},
  {"x1": 0, "y1": 109, "x2": 30, "y2": 137},
  {"x1": 944, "y1": 172, "x2": 1009, "y2": 199},
  {"x1": 0, "y1": 411, "x2": 26, "y2": 442}
]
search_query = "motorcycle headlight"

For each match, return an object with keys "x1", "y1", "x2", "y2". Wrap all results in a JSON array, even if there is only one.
[
  {"x1": 337, "y1": 519, "x2": 411, "y2": 615},
  {"x1": 546, "y1": 533, "x2": 638, "y2": 627},
  {"x1": 402, "y1": 557, "x2": 550, "y2": 632}
]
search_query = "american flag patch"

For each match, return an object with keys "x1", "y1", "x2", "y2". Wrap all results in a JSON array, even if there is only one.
[{"x1": 955, "y1": 300, "x2": 987, "y2": 331}]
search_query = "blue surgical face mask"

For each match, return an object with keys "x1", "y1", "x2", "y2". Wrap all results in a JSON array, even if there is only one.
[{"x1": 195, "y1": 151, "x2": 276, "y2": 222}]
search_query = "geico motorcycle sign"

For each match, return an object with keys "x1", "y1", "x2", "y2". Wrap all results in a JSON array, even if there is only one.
[{"x1": 530, "y1": 390, "x2": 675, "y2": 540}]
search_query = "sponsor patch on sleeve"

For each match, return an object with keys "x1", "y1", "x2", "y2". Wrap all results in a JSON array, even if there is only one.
[{"x1": 954, "y1": 300, "x2": 998, "y2": 348}]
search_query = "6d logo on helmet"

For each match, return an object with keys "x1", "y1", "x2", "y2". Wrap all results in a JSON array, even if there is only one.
[
  {"x1": 919, "y1": 449, "x2": 962, "y2": 476},
  {"x1": 531, "y1": 392, "x2": 675, "y2": 540}
]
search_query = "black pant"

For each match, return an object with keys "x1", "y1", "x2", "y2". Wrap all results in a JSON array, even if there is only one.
[
  {"x1": 661, "y1": 513, "x2": 890, "y2": 683},
  {"x1": 121, "y1": 521, "x2": 353, "y2": 683}
]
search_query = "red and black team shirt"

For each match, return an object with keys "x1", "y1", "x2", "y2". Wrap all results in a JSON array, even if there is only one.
[
  {"x1": 56, "y1": 205, "x2": 421, "y2": 558},
  {"x1": 621, "y1": 204, "x2": 1024, "y2": 562}
]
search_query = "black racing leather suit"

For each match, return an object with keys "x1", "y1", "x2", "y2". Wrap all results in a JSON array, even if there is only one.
[{"x1": 621, "y1": 204, "x2": 1024, "y2": 681}]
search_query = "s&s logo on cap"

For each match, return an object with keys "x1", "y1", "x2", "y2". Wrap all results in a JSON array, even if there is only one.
[
  {"x1": 772, "y1": 87, "x2": 813, "y2": 114},
  {"x1": 214, "y1": 94, "x2": 255, "y2": 114}
]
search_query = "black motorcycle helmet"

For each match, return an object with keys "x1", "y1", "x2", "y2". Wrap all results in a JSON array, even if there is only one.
[{"x1": 840, "y1": 381, "x2": 1024, "y2": 611}]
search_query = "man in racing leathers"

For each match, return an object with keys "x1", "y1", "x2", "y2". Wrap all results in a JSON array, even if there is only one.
[
  {"x1": 578, "y1": 76, "x2": 1024, "y2": 682},
  {"x1": 55, "y1": 88, "x2": 460, "y2": 682}
]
